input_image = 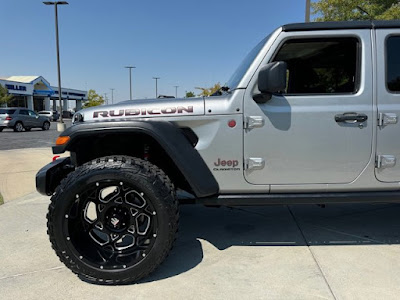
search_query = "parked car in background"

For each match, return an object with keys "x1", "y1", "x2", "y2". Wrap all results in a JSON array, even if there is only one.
[
  {"x1": 38, "y1": 110, "x2": 59, "y2": 121},
  {"x1": 0, "y1": 108, "x2": 51, "y2": 132},
  {"x1": 52, "y1": 111, "x2": 60, "y2": 121}
]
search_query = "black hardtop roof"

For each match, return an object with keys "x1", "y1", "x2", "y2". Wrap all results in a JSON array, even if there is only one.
[{"x1": 282, "y1": 20, "x2": 400, "y2": 32}]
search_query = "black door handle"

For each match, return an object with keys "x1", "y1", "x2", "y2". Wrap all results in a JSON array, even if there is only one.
[{"x1": 335, "y1": 112, "x2": 368, "y2": 123}]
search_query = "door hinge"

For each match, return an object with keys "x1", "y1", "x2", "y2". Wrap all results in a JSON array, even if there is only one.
[
  {"x1": 244, "y1": 116, "x2": 265, "y2": 129},
  {"x1": 376, "y1": 155, "x2": 396, "y2": 169},
  {"x1": 245, "y1": 157, "x2": 265, "y2": 170},
  {"x1": 378, "y1": 113, "x2": 397, "y2": 127}
]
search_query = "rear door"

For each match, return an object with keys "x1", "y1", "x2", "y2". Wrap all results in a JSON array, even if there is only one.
[
  {"x1": 19, "y1": 109, "x2": 31, "y2": 127},
  {"x1": 375, "y1": 29, "x2": 400, "y2": 181}
]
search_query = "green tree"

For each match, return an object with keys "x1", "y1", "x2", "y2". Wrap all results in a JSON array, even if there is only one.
[
  {"x1": 195, "y1": 83, "x2": 221, "y2": 97},
  {"x1": 312, "y1": 0, "x2": 400, "y2": 21},
  {"x1": 0, "y1": 84, "x2": 13, "y2": 106},
  {"x1": 185, "y1": 91, "x2": 196, "y2": 98},
  {"x1": 83, "y1": 89, "x2": 105, "y2": 108}
]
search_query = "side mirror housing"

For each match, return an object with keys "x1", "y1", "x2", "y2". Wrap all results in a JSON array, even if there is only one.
[{"x1": 255, "y1": 61, "x2": 287, "y2": 103}]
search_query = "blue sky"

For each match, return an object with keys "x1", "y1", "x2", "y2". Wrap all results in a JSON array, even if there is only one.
[{"x1": 0, "y1": 0, "x2": 306, "y2": 102}]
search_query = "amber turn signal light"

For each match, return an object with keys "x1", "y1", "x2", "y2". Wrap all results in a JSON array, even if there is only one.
[{"x1": 56, "y1": 136, "x2": 70, "y2": 145}]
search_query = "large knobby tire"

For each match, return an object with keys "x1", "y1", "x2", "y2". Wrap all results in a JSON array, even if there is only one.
[{"x1": 47, "y1": 156, "x2": 179, "y2": 284}]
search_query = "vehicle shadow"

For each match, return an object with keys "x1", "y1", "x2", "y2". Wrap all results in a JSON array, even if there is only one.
[{"x1": 141, "y1": 202, "x2": 400, "y2": 283}]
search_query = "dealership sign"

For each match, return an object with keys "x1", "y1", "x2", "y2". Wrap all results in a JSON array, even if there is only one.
[{"x1": 5, "y1": 84, "x2": 27, "y2": 91}]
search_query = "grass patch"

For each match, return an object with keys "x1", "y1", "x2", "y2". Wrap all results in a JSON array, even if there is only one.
[{"x1": 0, "y1": 192, "x2": 4, "y2": 205}]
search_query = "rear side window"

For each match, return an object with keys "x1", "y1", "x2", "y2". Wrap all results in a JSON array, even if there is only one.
[
  {"x1": 0, "y1": 109, "x2": 16, "y2": 114},
  {"x1": 273, "y1": 37, "x2": 359, "y2": 95},
  {"x1": 19, "y1": 110, "x2": 29, "y2": 116},
  {"x1": 387, "y1": 36, "x2": 400, "y2": 92}
]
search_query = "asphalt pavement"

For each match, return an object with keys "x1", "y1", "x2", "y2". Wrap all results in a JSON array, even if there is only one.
[{"x1": 0, "y1": 119, "x2": 72, "y2": 150}]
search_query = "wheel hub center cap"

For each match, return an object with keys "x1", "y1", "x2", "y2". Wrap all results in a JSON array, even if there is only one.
[{"x1": 105, "y1": 207, "x2": 129, "y2": 232}]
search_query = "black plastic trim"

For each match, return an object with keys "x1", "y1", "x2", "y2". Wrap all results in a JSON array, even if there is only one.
[
  {"x1": 282, "y1": 20, "x2": 400, "y2": 32},
  {"x1": 52, "y1": 121, "x2": 219, "y2": 198},
  {"x1": 36, "y1": 157, "x2": 74, "y2": 196},
  {"x1": 196, "y1": 191, "x2": 400, "y2": 206}
]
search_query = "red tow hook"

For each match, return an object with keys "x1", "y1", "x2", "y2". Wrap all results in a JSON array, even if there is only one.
[{"x1": 52, "y1": 155, "x2": 61, "y2": 162}]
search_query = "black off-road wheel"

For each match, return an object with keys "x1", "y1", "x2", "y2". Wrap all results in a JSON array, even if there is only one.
[{"x1": 47, "y1": 156, "x2": 179, "y2": 284}]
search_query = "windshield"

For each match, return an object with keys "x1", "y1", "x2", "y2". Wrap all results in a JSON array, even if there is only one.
[{"x1": 225, "y1": 36, "x2": 269, "y2": 90}]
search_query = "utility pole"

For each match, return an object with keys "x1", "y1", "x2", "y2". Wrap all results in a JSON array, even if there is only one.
[
  {"x1": 125, "y1": 66, "x2": 136, "y2": 100},
  {"x1": 110, "y1": 88, "x2": 115, "y2": 104},
  {"x1": 153, "y1": 77, "x2": 160, "y2": 98},
  {"x1": 43, "y1": 1, "x2": 69, "y2": 132},
  {"x1": 305, "y1": 0, "x2": 311, "y2": 22},
  {"x1": 174, "y1": 85, "x2": 179, "y2": 98}
]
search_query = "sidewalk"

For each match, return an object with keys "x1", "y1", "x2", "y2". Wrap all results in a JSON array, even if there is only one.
[{"x1": 0, "y1": 148, "x2": 65, "y2": 202}]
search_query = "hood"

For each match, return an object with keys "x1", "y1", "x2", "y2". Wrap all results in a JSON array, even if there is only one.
[{"x1": 75, "y1": 97, "x2": 205, "y2": 123}]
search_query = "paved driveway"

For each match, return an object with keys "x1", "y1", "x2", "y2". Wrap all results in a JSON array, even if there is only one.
[
  {"x1": 1, "y1": 192, "x2": 400, "y2": 299},
  {"x1": 0, "y1": 120, "x2": 72, "y2": 150}
]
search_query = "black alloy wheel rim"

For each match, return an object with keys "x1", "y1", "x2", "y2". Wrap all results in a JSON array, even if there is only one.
[{"x1": 64, "y1": 180, "x2": 158, "y2": 270}]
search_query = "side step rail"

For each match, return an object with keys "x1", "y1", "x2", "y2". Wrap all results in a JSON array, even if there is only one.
[{"x1": 192, "y1": 191, "x2": 400, "y2": 206}]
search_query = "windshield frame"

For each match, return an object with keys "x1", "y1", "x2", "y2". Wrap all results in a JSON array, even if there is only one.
[{"x1": 225, "y1": 28, "x2": 282, "y2": 91}]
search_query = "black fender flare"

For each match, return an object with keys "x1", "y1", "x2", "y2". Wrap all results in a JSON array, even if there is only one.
[{"x1": 52, "y1": 121, "x2": 219, "y2": 198}]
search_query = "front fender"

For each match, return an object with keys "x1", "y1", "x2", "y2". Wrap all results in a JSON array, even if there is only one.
[{"x1": 51, "y1": 121, "x2": 219, "y2": 198}]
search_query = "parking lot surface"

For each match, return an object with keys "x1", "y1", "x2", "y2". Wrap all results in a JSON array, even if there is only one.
[
  {"x1": 1, "y1": 191, "x2": 400, "y2": 299},
  {"x1": 0, "y1": 120, "x2": 71, "y2": 150},
  {"x1": 2, "y1": 147, "x2": 400, "y2": 299}
]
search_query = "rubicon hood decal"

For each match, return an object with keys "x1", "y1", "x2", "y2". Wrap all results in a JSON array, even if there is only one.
[
  {"x1": 93, "y1": 106, "x2": 194, "y2": 118},
  {"x1": 79, "y1": 97, "x2": 205, "y2": 122}
]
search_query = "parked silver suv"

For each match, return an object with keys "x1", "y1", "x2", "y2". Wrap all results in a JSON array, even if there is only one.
[{"x1": 0, "y1": 107, "x2": 51, "y2": 132}]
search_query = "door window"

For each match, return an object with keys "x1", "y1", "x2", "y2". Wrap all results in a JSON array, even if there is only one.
[
  {"x1": 386, "y1": 36, "x2": 400, "y2": 92},
  {"x1": 272, "y1": 37, "x2": 359, "y2": 95},
  {"x1": 28, "y1": 110, "x2": 37, "y2": 117},
  {"x1": 19, "y1": 110, "x2": 29, "y2": 116}
]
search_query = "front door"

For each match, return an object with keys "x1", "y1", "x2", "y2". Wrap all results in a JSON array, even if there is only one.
[{"x1": 244, "y1": 30, "x2": 373, "y2": 185}]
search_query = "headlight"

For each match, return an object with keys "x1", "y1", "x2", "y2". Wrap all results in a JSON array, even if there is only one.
[{"x1": 72, "y1": 112, "x2": 84, "y2": 124}]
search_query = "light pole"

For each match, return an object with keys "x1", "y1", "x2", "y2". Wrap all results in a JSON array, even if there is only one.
[
  {"x1": 305, "y1": 0, "x2": 311, "y2": 22},
  {"x1": 153, "y1": 77, "x2": 160, "y2": 98},
  {"x1": 174, "y1": 85, "x2": 179, "y2": 98},
  {"x1": 104, "y1": 93, "x2": 108, "y2": 105},
  {"x1": 125, "y1": 66, "x2": 135, "y2": 100},
  {"x1": 110, "y1": 88, "x2": 115, "y2": 104},
  {"x1": 43, "y1": 1, "x2": 68, "y2": 132}
]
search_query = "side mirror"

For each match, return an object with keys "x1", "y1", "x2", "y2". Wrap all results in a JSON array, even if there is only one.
[{"x1": 254, "y1": 61, "x2": 287, "y2": 103}]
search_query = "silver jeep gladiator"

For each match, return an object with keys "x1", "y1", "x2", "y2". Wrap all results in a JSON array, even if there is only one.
[{"x1": 36, "y1": 20, "x2": 400, "y2": 284}]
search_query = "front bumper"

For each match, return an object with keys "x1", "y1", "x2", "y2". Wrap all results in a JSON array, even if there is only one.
[{"x1": 36, "y1": 157, "x2": 75, "y2": 195}]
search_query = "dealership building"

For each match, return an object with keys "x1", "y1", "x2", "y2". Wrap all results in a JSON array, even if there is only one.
[{"x1": 0, "y1": 76, "x2": 87, "y2": 112}]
